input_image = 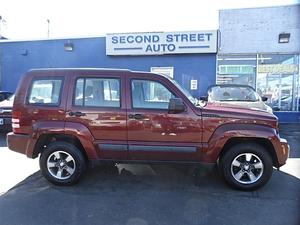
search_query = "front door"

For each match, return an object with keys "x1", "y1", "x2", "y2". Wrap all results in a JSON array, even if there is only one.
[
  {"x1": 66, "y1": 72, "x2": 127, "y2": 160},
  {"x1": 127, "y1": 75, "x2": 202, "y2": 161}
]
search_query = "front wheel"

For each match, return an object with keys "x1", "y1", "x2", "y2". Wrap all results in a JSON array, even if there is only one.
[
  {"x1": 219, "y1": 143, "x2": 273, "y2": 191},
  {"x1": 40, "y1": 141, "x2": 87, "y2": 185}
]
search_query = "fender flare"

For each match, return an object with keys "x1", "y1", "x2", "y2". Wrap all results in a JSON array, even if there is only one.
[
  {"x1": 30, "y1": 121, "x2": 98, "y2": 160},
  {"x1": 202, "y1": 123, "x2": 277, "y2": 163}
]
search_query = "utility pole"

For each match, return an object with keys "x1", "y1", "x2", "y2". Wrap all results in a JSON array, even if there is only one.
[
  {"x1": 0, "y1": 16, "x2": 7, "y2": 39},
  {"x1": 0, "y1": 16, "x2": 2, "y2": 39},
  {"x1": 47, "y1": 19, "x2": 50, "y2": 38}
]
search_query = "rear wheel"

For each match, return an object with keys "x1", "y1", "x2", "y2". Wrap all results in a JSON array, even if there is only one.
[
  {"x1": 220, "y1": 143, "x2": 273, "y2": 191},
  {"x1": 40, "y1": 141, "x2": 87, "y2": 185}
]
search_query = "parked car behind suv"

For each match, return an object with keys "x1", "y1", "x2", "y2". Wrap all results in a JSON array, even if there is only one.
[
  {"x1": 0, "y1": 94, "x2": 14, "y2": 132},
  {"x1": 0, "y1": 91, "x2": 13, "y2": 102},
  {"x1": 7, "y1": 69, "x2": 289, "y2": 190},
  {"x1": 202, "y1": 84, "x2": 273, "y2": 114}
]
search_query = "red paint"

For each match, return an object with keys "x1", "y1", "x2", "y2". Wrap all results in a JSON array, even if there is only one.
[{"x1": 7, "y1": 69, "x2": 289, "y2": 168}]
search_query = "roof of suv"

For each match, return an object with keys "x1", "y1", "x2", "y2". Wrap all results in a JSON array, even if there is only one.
[
  {"x1": 26, "y1": 68, "x2": 171, "y2": 81},
  {"x1": 27, "y1": 68, "x2": 168, "y2": 77},
  {"x1": 28, "y1": 68, "x2": 131, "y2": 73}
]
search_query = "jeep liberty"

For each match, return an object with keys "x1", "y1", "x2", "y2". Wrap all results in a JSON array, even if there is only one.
[{"x1": 7, "y1": 69, "x2": 290, "y2": 190}]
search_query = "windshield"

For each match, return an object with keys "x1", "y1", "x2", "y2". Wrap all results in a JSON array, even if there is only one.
[
  {"x1": 168, "y1": 78, "x2": 198, "y2": 105},
  {"x1": 208, "y1": 86, "x2": 260, "y2": 102}
]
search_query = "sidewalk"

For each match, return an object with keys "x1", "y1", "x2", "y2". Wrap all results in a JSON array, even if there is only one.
[
  {"x1": 279, "y1": 123, "x2": 300, "y2": 179},
  {"x1": 0, "y1": 133, "x2": 39, "y2": 195}
]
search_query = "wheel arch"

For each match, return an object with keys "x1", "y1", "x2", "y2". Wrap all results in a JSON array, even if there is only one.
[
  {"x1": 32, "y1": 134, "x2": 89, "y2": 161},
  {"x1": 218, "y1": 137, "x2": 279, "y2": 167}
]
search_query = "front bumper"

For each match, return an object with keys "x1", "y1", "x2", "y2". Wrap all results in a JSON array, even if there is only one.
[{"x1": 274, "y1": 137, "x2": 290, "y2": 167}]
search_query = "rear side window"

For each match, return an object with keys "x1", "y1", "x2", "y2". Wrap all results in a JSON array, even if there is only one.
[
  {"x1": 28, "y1": 78, "x2": 63, "y2": 105},
  {"x1": 74, "y1": 78, "x2": 120, "y2": 107}
]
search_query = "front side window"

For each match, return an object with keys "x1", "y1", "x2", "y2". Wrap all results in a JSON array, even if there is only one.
[
  {"x1": 28, "y1": 78, "x2": 63, "y2": 105},
  {"x1": 74, "y1": 78, "x2": 120, "y2": 107},
  {"x1": 131, "y1": 79, "x2": 174, "y2": 109}
]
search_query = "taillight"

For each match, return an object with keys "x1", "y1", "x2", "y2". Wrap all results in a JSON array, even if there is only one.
[{"x1": 12, "y1": 110, "x2": 21, "y2": 133}]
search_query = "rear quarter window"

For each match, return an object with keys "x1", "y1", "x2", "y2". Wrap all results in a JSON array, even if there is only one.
[{"x1": 27, "y1": 78, "x2": 63, "y2": 105}]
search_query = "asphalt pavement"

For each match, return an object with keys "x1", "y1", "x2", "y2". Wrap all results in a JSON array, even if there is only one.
[{"x1": 0, "y1": 124, "x2": 299, "y2": 225}]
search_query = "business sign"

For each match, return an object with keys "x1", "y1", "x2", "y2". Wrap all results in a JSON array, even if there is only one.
[
  {"x1": 219, "y1": 65, "x2": 255, "y2": 75},
  {"x1": 106, "y1": 30, "x2": 217, "y2": 55},
  {"x1": 258, "y1": 64, "x2": 298, "y2": 74},
  {"x1": 190, "y1": 80, "x2": 198, "y2": 90}
]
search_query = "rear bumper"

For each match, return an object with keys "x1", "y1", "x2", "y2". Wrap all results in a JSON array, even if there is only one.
[{"x1": 6, "y1": 132, "x2": 35, "y2": 158}]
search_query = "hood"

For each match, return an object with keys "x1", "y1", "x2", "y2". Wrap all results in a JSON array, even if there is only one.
[
  {"x1": 209, "y1": 101, "x2": 273, "y2": 114},
  {"x1": 201, "y1": 102, "x2": 278, "y2": 126},
  {"x1": 0, "y1": 99, "x2": 13, "y2": 108},
  {"x1": 212, "y1": 100, "x2": 266, "y2": 110}
]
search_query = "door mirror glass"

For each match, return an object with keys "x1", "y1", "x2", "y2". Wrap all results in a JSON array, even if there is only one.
[{"x1": 168, "y1": 98, "x2": 186, "y2": 113}]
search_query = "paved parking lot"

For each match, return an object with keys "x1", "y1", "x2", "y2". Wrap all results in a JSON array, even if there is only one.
[{"x1": 0, "y1": 124, "x2": 299, "y2": 225}]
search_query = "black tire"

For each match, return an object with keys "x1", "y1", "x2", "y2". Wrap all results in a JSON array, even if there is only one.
[
  {"x1": 219, "y1": 143, "x2": 273, "y2": 191},
  {"x1": 40, "y1": 141, "x2": 87, "y2": 185}
]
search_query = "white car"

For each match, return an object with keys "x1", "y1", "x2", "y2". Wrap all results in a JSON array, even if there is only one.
[{"x1": 202, "y1": 85, "x2": 273, "y2": 114}]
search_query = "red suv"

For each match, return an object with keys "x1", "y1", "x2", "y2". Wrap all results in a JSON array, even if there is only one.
[{"x1": 7, "y1": 69, "x2": 289, "y2": 190}]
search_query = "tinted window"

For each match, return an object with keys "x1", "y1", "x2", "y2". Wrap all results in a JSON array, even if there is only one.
[
  {"x1": 74, "y1": 78, "x2": 120, "y2": 107},
  {"x1": 131, "y1": 79, "x2": 173, "y2": 109},
  {"x1": 28, "y1": 78, "x2": 63, "y2": 105}
]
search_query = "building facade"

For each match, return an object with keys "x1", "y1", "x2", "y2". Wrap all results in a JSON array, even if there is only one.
[
  {"x1": 0, "y1": 5, "x2": 299, "y2": 122},
  {"x1": 218, "y1": 4, "x2": 300, "y2": 122},
  {"x1": 0, "y1": 31, "x2": 217, "y2": 99}
]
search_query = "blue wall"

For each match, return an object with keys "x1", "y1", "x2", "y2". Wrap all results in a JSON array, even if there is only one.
[{"x1": 0, "y1": 37, "x2": 216, "y2": 98}]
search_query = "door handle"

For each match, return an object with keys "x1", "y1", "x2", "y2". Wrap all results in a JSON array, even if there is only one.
[
  {"x1": 69, "y1": 111, "x2": 86, "y2": 117},
  {"x1": 128, "y1": 114, "x2": 145, "y2": 120}
]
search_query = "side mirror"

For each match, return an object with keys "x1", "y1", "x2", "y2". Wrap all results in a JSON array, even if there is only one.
[
  {"x1": 261, "y1": 96, "x2": 268, "y2": 102},
  {"x1": 168, "y1": 98, "x2": 186, "y2": 113},
  {"x1": 200, "y1": 96, "x2": 208, "y2": 101}
]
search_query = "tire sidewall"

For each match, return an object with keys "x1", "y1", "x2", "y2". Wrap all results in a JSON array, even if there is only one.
[
  {"x1": 220, "y1": 143, "x2": 273, "y2": 191},
  {"x1": 40, "y1": 141, "x2": 86, "y2": 185}
]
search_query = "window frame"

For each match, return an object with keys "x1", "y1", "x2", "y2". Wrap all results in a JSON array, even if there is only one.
[
  {"x1": 130, "y1": 78, "x2": 176, "y2": 110},
  {"x1": 26, "y1": 76, "x2": 64, "y2": 107},
  {"x1": 72, "y1": 77, "x2": 122, "y2": 108}
]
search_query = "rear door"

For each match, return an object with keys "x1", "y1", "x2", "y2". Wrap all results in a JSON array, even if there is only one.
[{"x1": 66, "y1": 71, "x2": 127, "y2": 160}]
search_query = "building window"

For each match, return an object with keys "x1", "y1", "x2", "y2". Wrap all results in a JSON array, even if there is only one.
[
  {"x1": 217, "y1": 55, "x2": 257, "y2": 88},
  {"x1": 257, "y1": 54, "x2": 299, "y2": 112},
  {"x1": 217, "y1": 54, "x2": 300, "y2": 112},
  {"x1": 151, "y1": 67, "x2": 174, "y2": 78}
]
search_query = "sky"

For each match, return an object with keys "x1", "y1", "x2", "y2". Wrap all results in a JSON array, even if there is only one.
[{"x1": 0, "y1": 0, "x2": 299, "y2": 40}]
